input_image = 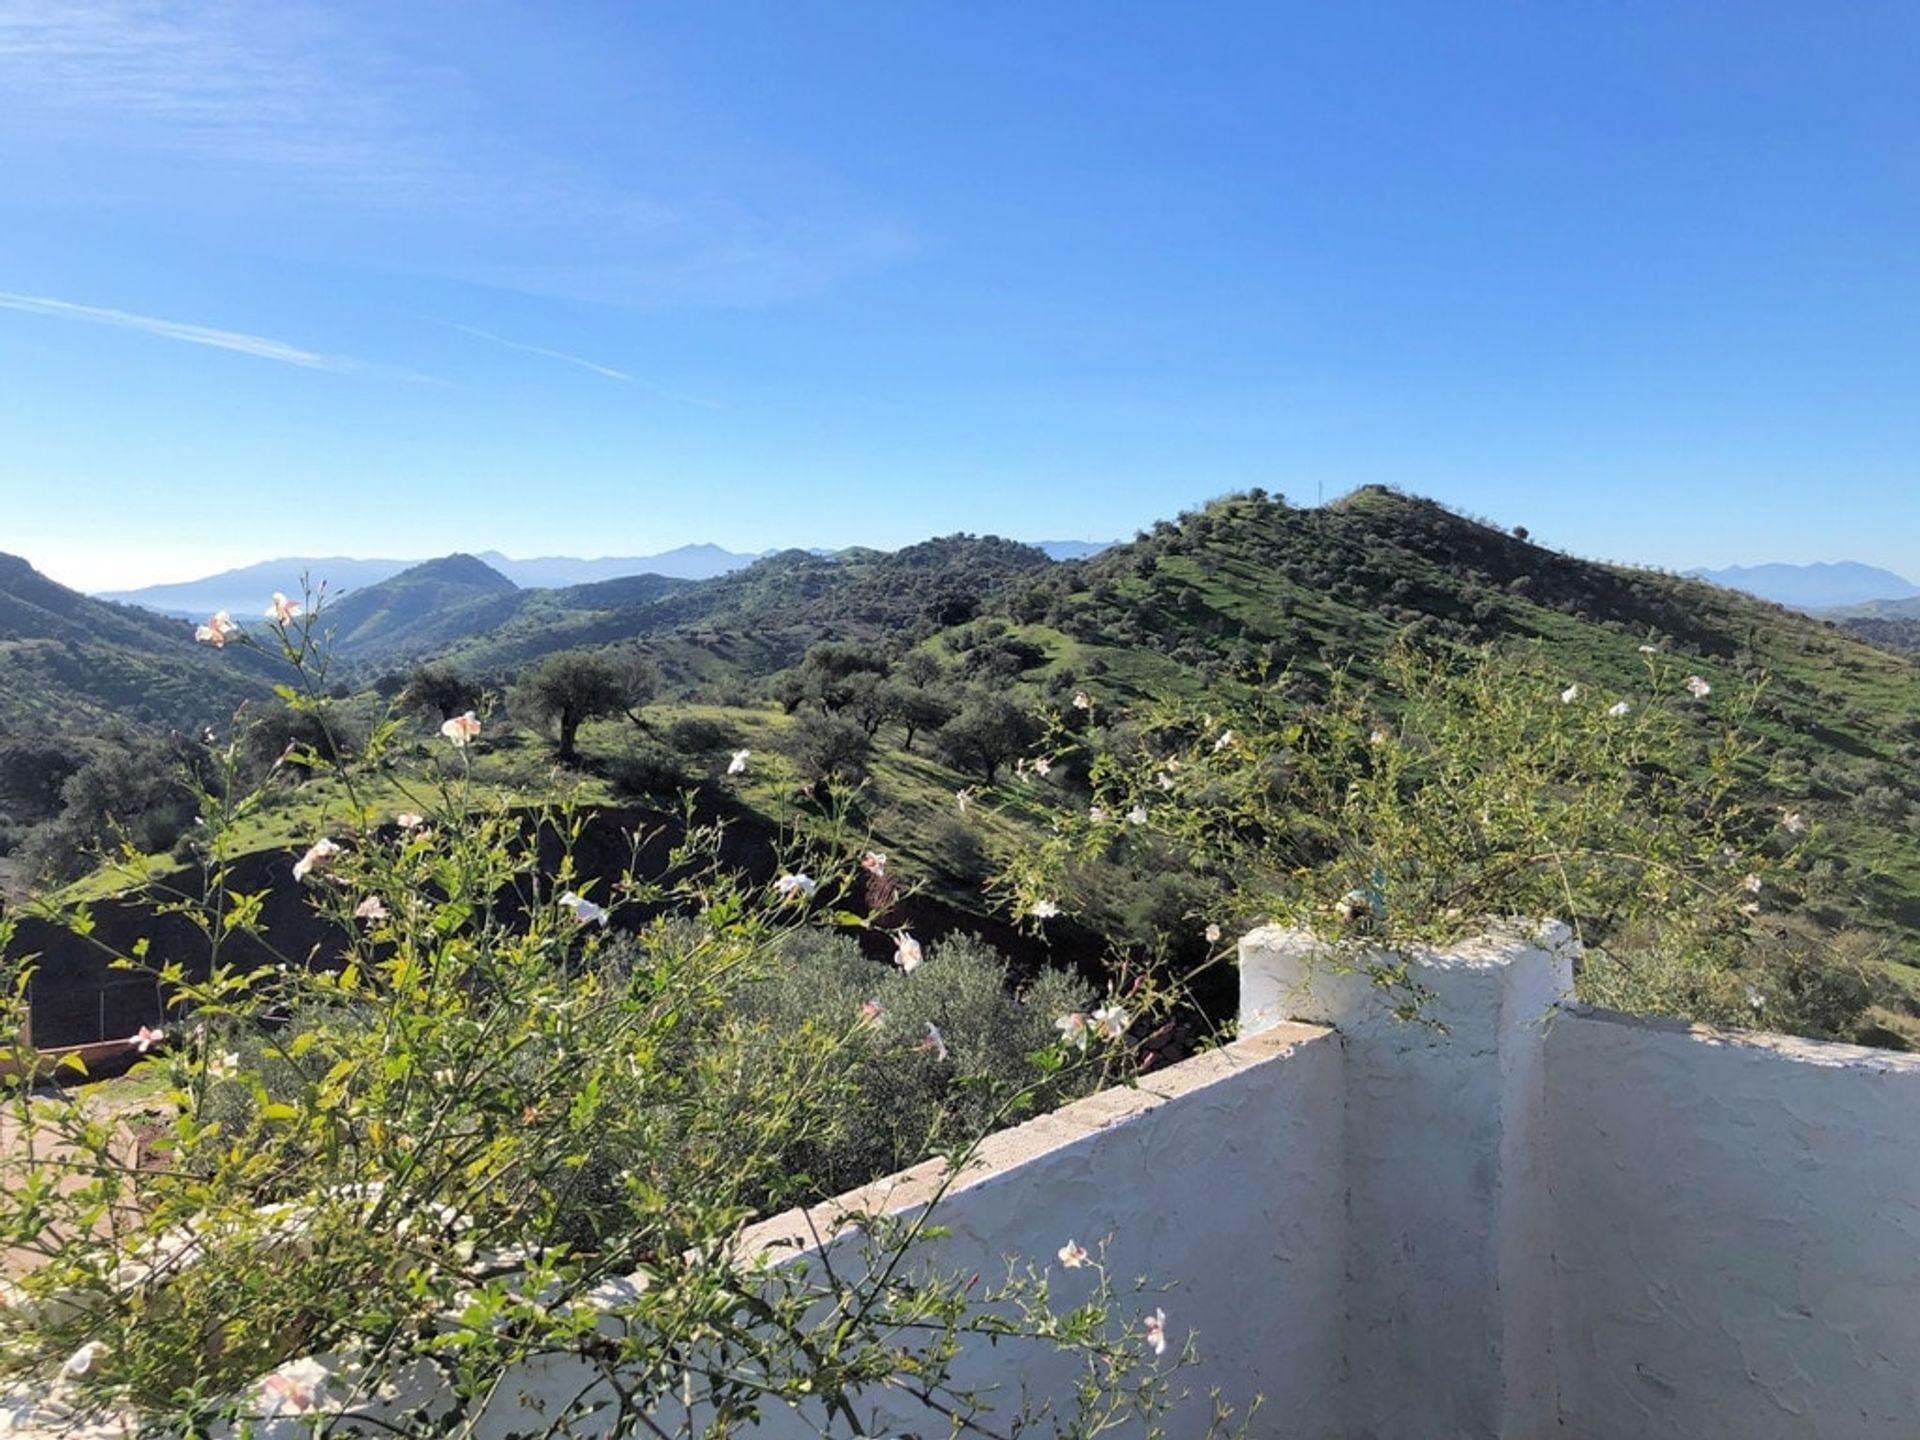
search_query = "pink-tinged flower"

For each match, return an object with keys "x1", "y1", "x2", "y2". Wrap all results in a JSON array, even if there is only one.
[
  {"x1": 266, "y1": 593, "x2": 301, "y2": 623},
  {"x1": 1055, "y1": 1012, "x2": 1089, "y2": 1051},
  {"x1": 395, "y1": 812, "x2": 426, "y2": 830},
  {"x1": 1781, "y1": 810, "x2": 1807, "y2": 835},
  {"x1": 440, "y1": 710, "x2": 482, "y2": 746},
  {"x1": 727, "y1": 748, "x2": 750, "y2": 776},
  {"x1": 921, "y1": 1021, "x2": 949, "y2": 1062},
  {"x1": 258, "y1": 1357, "x2": 331, "y2": 1417},
  {"x1": 194, "y1": 611, "x2": 239, "y2": 647},
  {"x1": 861, "y1": 851, "x2": 888, "y2": 876},
  {"x1": 1029, "y1": 899, "x2": 1061, "y2": 920},
  {"x1": 1684, "y1": 675, "x2": 1712, "y2": 699},
  {"x1": 1205, "y1": 922, "x2": 1222, "y2": 944},
  {"x1": 1072, "y1": 690, "x2": 1092, "y2": 711},
  {"x1": 1088, "y1": 805, "x2": 1106, "y2": 823},
  {"x1": 353, "y1": 896, "x2": 388, "y2": 922},
  {"x1": 1143, "y1": 1308, "x2": 1167, "y2": 1356},
  {"x1": 894, "y1": 932, "x2": 923, "y2": 973},
  {"x1": 1126, "y1": 805, "x2": 1148, "y2": 826},
  {"x1": 1057, "y1": 1240, "x2": 1089, "y2": 1269},
  {"x1": 1560, "y1": 684, "x2": 1581, "y2": 704},
  {"x1": 209, "y1": 1050, "x2": 239, "y2": 1078},
  {"x1": 292, "y1": 837, "x2": 341, "y2": 882},
  {"x1": 773, "y1": 872, "x2": 817, "y2": 900},
  {"x1": 132, "y1": 1025, "x2": 165, "y2": 1054},
  {"x1": 62, "y1": 1340, "x2": 105, "y2": 1377},
  {"x1": 558, "y1": 890, "x2": 610, "y2": 926},
  {"x1": 1607, "y1": 701, "x2": 1632, "y2": 718},
  {"x1": 1091, "y1": 1004, "x2": 1130, "y2": 1041},
  {"x1": 859, "y1": 999, "x2": 887, "y2": 1027}
]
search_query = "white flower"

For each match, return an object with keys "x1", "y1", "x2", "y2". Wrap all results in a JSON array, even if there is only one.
[
  {"x1": 1055, "y1": 1012, "x2": 1089, "y2": 1051},
  {"x1": 1155, "y1": 771, "x2": 1176, "y2": 791},
  {"x1": 1091, "y1": 1004, "x2": 1130, "y2": 1040},
  {"x1": 955, "y1": 788, "x2": 974, "y2": 814},
  {"x1": 1126, "y1": 805, "x2": 1148, "y2": 826},
  {"x1": 894, "y1": 932, "x2": 923, "y2": 973},
  {"x1": 1030, "y1": 899, "x2": 1061, "y2": 920},
  {"x1": 394, "y1": 812, "x2": 426, "y2": 830},
  {"x1": 257, "y1": 1357, "x2": 331, "y2": 1417},
  {"x1": 1781, "y1": 810, "x2": 1806, "y2": 835},
  {"x1": 727, "y1": 748, "x2": 750, "y2": 776},
  {"x1": 292, "y1": 837, "x2": 341, "y2": 882},
  {"x1": 921, "y1": 1021, "x2": 949, "y2": 1062},
  {"x1": 861, "y1": 851, "x2": 889, "y2": 876},
  {"x1": 1072, "y1": 690, "x2": 1092, "y2": 711},
  {"x1": 1607, "y1": 700, "x2": 1632, "y2": 718},
  {"x1": 353, "y1": 896, "x2": 389, "y2": 922},
  {"x1": 1684, "y1": 675, "x2": 1712, "y2": 699},
  {"x1": 1088, "y1": 805, "x2": 1107, "y2": 823},
  {"x1": 558, "y1": 890, "x2": 610, "y2": 926},
  {"x1": 194, "y1": 610, "x2": 239, "y2": 647},
  {"x1": 773, "y1": 872, "x2": 817, "y2": 900},
  {"x1": 1561, "y1": 684, "x2": 1581, "y2": 704},
  {"x1": 266, "y1": 592, "x2": 301, "y2": 623},
  {"x1": 1143, "y1": 1308, "x2": 1167, "y2": 1356},
  {"x1": 1205, "y1": 922, "x2": 1222, "y2": 943},
  {"x1": 440, "y1": 710, "x2": 482, "y2": 746},
  {"x1": 210, "y1": 1050, "x2": 240, "y2": 1078},
  {"x1": 62, "y1": 1340, "x2": 105, "y2": 1377},
  {"x1": 1212, "y1": 729, "x2": 1235, "y2": 752},
  {"x1": 1369, "y1": 727, "x2": 1390, "y2": 746},
  {"x1": 1745, "y1": 984, "x2": 1766, "y2": 1013},
  {"x1": 1743, "y1": 874, "x2": 1764, "y2": 896},
  {"x1": 132, "y1": 1024, "x2": 165, "y2": 1054},
  {"x1": 1638, "y1": 643, "x2": 1659, "y2": 654},
  {"x1": 1032, "y1": 756, "x2": 1053, "y2": 778},
  {"x1": 1058, "y1": 1240, "x2": 1089, "y2": 1269}
]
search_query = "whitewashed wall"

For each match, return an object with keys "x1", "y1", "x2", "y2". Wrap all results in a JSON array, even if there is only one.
[
  {"x1": 321, "y1": 1019, "x2": 1351, "y2": 1439},
  {"x1": 1239, "y1": 922, "x2": 1576, "y2": 1440},
  {"x1": 1548, "y1": 1009, "x2": 1920, "y2": 1440}
]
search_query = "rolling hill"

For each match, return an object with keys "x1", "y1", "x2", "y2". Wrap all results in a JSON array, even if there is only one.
[{"x1": 0, "y1": 553, "x2": 277, "y2": 731}]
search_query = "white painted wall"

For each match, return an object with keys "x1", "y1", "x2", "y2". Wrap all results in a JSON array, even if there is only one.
[
  {"x1": 1548, "y1": 1008, "x2": 1920, "y2": 1440},
  {"x1": 1239, "y1": 922, "x2": 1576, "y2": 1440},
  {"x1": 307, "y1": 1020, "x2": 1351, "y2": 1439}
]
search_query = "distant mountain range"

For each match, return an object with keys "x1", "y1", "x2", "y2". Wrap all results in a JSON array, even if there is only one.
[
  {"x1": 1685, "y1": 561, "x2": 1920, "y2": 612},
  {"x1": 95, "y1": 541, "x2": 1113, "y2": 619}
]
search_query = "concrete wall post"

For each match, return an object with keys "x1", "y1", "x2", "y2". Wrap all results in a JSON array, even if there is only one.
[{"x1": 1239, "y1": 923, "x2": 1575, "y2": 1440}]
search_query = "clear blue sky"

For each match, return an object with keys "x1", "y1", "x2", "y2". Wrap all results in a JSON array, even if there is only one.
[{"x1": 2, "y1": 2, "x2": 1917, "y2": 591}]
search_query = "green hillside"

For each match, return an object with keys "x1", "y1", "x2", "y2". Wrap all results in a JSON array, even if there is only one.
[
  {"x1": 0, "y1": 553, "x2": 276, "y2": 731},
  {"x1": 314, "y1": 554, "x2": 693, "y2": 663},
  {"x1": 438, "y1": 534, "x2": 1055, "y2": 680},
  {"x1": 14, "y1": 491, "x2": 1920, "y2": 1047}
]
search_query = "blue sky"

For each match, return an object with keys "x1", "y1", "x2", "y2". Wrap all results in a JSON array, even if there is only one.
[{"x1": 2, "y1": 2, "x2": 1917, "y2": 591}]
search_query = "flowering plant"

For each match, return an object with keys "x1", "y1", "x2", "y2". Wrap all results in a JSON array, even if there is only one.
[{"x1": 0, "y1": 591, "x2": 1240, "y2": 1438}]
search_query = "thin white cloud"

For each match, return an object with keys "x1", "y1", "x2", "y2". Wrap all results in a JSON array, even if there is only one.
[
  {"x1": 445, "y1": 322, "x2": 635, "y2": 383},
  {"x1": 439, "y1": 319, "x2": 722, "y2": 408},
  {"x1": 0, "y1": 289, "x2": 397, "y2": 375}
]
